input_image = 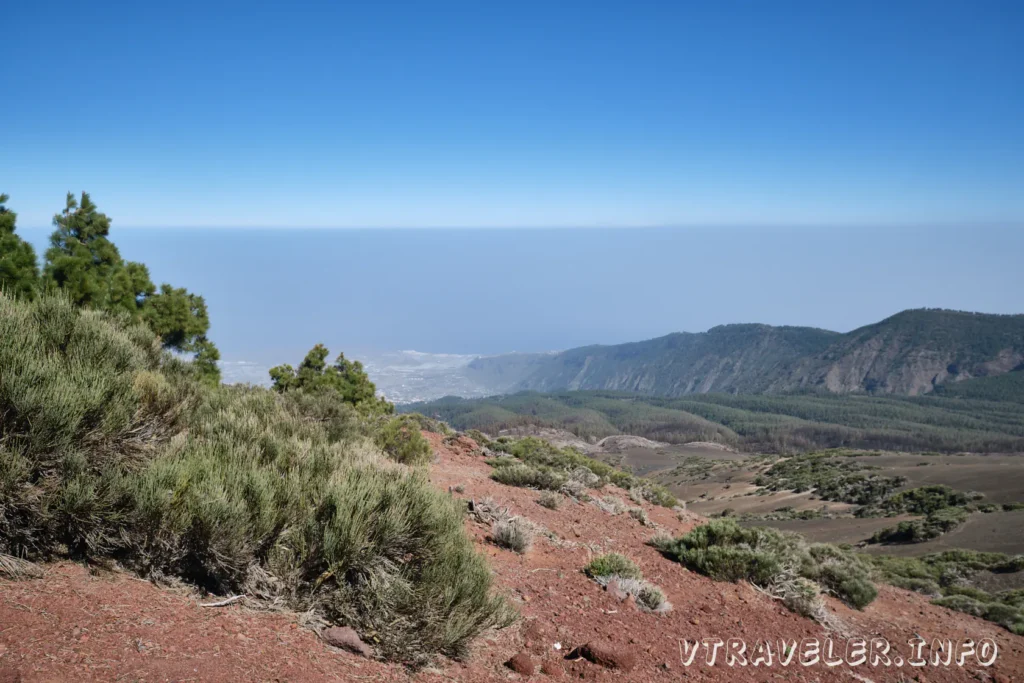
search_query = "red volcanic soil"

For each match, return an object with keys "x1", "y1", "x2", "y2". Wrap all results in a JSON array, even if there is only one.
[{"x1": 1, "y1": 431, "x2": 1022, "y2": 682}]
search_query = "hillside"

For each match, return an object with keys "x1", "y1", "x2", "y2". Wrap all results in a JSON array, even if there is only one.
[
  {"x1": 3, "y1": 432, "x2": 1023, "y2": 681},
  {"x1": 405, "y1": 389, "x2": 1024, "y2": 453},
  {"x1": 471, "y1": 309, "x2": 1024, "y2": 398}
]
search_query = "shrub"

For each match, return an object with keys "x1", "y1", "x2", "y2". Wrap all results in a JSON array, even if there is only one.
[
  {"x1": 0, "y1": 293, "x2": 195, "y2": 557},
  {"x1": 869, "y1": 507, "x2": 969, "y2": 545},
  {"x1": 0, "y1": 294, "x2": 513, "y2": 664},
  {"x1": 628, "y1": 507, "x2": 650, "y2": 526},
  {"x1": 635, "y1": 582, "x2": 671, "y2": 613},
  {"x1": 487, "y1": 436, "x2": 676, "y2": 507},
  {"x1": 490, "y1": 463, "x2": 566, "y2": 490},
  {"x1": 932, "y1": 594, "x2": 985, "y2": 617},
  {"x1": 657, "y1": 519, "x2": 878, "y2": 611},
  {"x1": 867, "y1": 550, "x2": 1024, "y2": 635},
  {"x1": 646, "y1": 532, "x2": 674, "y2": 553},
  {"x1": 492, "y1": 517, "x2": 533, "y2": 554},
  {"x1": 402, "y1": 412, "x2": 454, "y2": 436},
  {"x1": 879, "y1": 485, "x2": 970, "y2": 514},
  {"x1": 888, "y1": 576, "x2": 941, "y2": 596},
  {"x1": 584, "y1": 559, "x2": 670, "y2": 613},
  {"x1": 374, "y1": 414, "x2": 433, "y2": 465},
  {"x1": 783, "y1": 577, "x2": 823, "y2": 619},
  {"x1": 595, "y1": 496, "x2": 626, "y2": 515},
  {"x1": 585, "y1": 553, "x2": 643, "y2": 580},
  {"x1": 537, "y1": 491, "x2": 561, "y2": 510},
  {"x1": 806, "y1": 544, "x2": 877, "y2": 609},
  {"x1": 465, "y1": 429, "x2": 492, "y2": 447}
]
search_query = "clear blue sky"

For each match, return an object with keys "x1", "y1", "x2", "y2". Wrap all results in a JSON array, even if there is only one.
[{"x1": 4, "y1": 0, "x2": 1023, "y2": 228}]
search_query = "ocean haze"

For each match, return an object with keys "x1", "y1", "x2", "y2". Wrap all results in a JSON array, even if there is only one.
[{"x1": 21, "y1": 225, "x2": 1024, "y2": 389}]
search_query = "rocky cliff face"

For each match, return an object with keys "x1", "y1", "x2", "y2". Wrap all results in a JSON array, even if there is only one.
[{"x1": 510, "y1": 309, "x2": 1024, "y2": 397}]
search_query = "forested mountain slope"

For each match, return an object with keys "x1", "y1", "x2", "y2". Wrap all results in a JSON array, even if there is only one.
[{"x1": 472, "y1": 309, "x2": 1024, "y2": 397}]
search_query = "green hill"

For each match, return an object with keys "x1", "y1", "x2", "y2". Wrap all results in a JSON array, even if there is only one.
[{"x1": 406, "y1": 389, "x2": 1024, "y2": 453}]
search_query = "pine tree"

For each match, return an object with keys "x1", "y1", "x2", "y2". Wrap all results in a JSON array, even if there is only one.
[
  {"x1": 44, "y1": 192, "x2": 127, "y2": 310},
  {"x1": 270, "y1": 344, "x2": 392, "y2": 413},
  {"x1": 42, "y1": 191, "x2": 221, "y2": 381},
  {"x1": 0, "y1": 194, "x2": 40, "y2": 299}
]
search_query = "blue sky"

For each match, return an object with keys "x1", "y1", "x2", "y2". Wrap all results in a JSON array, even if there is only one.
[{"x1": 5, "y1": 0, "x2": 1023, "y2": 228}]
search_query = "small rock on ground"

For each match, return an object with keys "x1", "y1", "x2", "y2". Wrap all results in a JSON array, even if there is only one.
[
  {"x1": 320, "y1": 626, "x2": 373, "y2": 658},
  {"x1": 506, "y1": 651, "x2": 535, "y2": 675}
]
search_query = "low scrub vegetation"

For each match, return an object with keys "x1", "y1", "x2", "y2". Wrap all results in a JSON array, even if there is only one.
[
  {"x1": 537, "y1": 491, "x2": 562, "y2": 509},
  {"x1": 486, "y1": 437, "x2": 677, "y2": 507},
  {"x1": 0, "y1": 293, "x2": 512, "y2": 664},
  {"x1": 374, "y1": 414, "x2": 434, "y2": 465},
  {"x1": 870, "y1": 551, "x2": 1024, "y2": 635},
  {"x1": 408, "y1": 389, "x2": 1024, "y2": 454},
  {"x1": 492, "y1": 517, "x2": 534, "y2": 554},
  {"x1": 754, "y1": 452, "x2": 906, "y2": 506},
  {"x1": 585, "y1": 553, "x2": 643, "y2": 581},
  {"x1": 489, "y1": 461, "x2": 566, "y2": 490},
  {"x1": 651, "y1": 519, "x2": 877, "y2": 612},
  {"x1": 876, "y1": 485, "x2": 973, "y2": 515},
  {"x1": 584, "y1": 553, "x2": 670, "y2": 613},
  {"x1": 869, "y1": 507, "x2": 970, "y2": 544}
]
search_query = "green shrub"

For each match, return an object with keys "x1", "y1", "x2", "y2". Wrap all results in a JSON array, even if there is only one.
[
  {"x1": 629, "y1": 507, "x2": 650, "y2": 526},
  {"x1": 584, "y1": 553, "x2": 642, "y2": 580},
  {"x1": 0, "y1": 293, "x2": 513, "y2": 663},
  {"x1": 867, "y1": 550, "x2": 1024, "y2": 635},
  {"x1": 932, "y1": 594, "x2": 986, "y2": 617},
  {"x1": 487, "y1": 436, "x2": 676, "y2": 507},
  {"x1": 869, "y1": 506, "x2": 969, "y2": 545},
  {"x1": 0, "y1": 293, "x2": 195, "y2": 556},
  {"x1": 492, "y1": 517, "x2": 533, "y2": 554},
  {"x1": 806, "y1": 544, "x2": 877, "y2": 609},
  {"x1": 537, "y1": 491, "x2": 561, "y2": 509},
  {"x1": 635, "y1": 583, "x2": 671, "y2": 613},
  {"x1": 465, "y1": 429, "x2": 492, "y2": 447},
  {"x1": 880, "y1": 485, "x2": 970, "y2": 514},
  {"x1": 490, "y1": 463, "x2": 566, "y2": 490},
  {"x1": 783, "y1": 577, "x2": 823, "y2": 618},
  {"x1": 657, "y1": 519, "x2": 878, "y2": 610},
  {"x1": 374, "y1": 414, "x2": 434, "y2": 465},
  {"x1": 888, "y1": 576, "x2": 941, "y2": 596}
]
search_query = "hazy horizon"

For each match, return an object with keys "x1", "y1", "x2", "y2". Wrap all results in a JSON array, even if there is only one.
[{"x1": 21, "y1": 224, "x2": 1024, "y2": 365}]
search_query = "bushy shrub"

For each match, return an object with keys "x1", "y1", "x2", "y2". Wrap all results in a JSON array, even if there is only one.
[
  {"x1": 537, "y1": 491, "x2": 561, "y2": 509},
  {"x1": 635, "y1": 582, "x2": 671, "y2": 613},
  {"x1": 629, "y1": 507, "x2": 650, "y2": 526},
  {"x1": 401, "y1": 412, "x2": 454, "y2": 436},
  {"x1": 490, "y1": 463, "x2": 566, "y2": 490},
  {"x1": 870, "y1": 506, "x2": 969, "y2": 544},
  {"x1": 0, "y1": 294, "x2": 196, "y2": 556},
  {"x1": 492, "y1": 517, "x2": 533, "y2": 554},
  {"x1": 465, "y1": 429, "x2": 492, "y2": 447},
  {"x1": 932, "y1": 594, "x2": 985, "y2": 617},
  {"x1": 657, "y1": 519, "x2": 878, "y2": 610},
  {"x1": 374, "y1": 414, "x2": 434, "y2": 465},
  {"x1": 806, "y1": 544, "x2": 877, "y2": 609},
  {"x1": 585, "y1": 553, "x2": 642, "y2": 580},
  {"x1": 488, "y1": 436, "x2": 676, "y2": 507},
  {"x1": 585, "y1": 558, "x2": 670, "y2": 613},
  {"x1": 783, "y1": 577, "x2": 823, "y2": 618},
  {"x1": 888, "y1": 576, "x2": 941, "y2": 596},
  {"x1": 880, "y1": 485, "x2": 970, "y2": 514},
  {"x1": 0, "y1": 294, "x2": 513, "y2": 663},
  {"x1": 868, "y1": 550, "x2": 1024, "y2": 635}
]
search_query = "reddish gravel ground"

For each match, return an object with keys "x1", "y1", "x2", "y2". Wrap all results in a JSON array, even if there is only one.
[{"x1": 1, "y1": 431, "x2": 1021, "y2": 682}]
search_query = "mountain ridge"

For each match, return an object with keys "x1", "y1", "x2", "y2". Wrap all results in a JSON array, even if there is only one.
[{"x1": 470, "y1": 308, "x2": 1024, "y2": 397}]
